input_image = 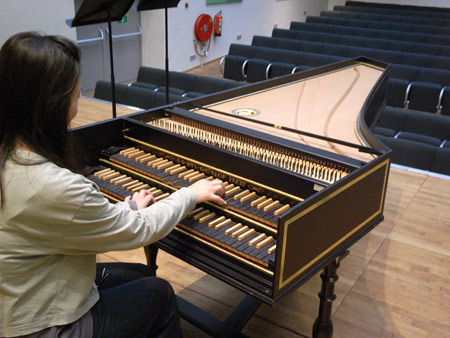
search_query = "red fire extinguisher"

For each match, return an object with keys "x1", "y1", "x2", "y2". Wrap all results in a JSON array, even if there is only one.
[{"x1": 214, "y1": 11, "x2": 223, "y2": 36}]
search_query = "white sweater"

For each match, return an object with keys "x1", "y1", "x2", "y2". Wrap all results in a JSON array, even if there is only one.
[{"x1": 0, "y1": 150, "x2": 197, "y2": 337}]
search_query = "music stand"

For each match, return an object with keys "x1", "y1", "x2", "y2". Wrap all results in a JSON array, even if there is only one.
[
  {"x1": 136, "y1": 0, "x2": 180, "y2": 104},
  {"x1": 67, "y1": 0, "x2": 134, "y2": 118}
]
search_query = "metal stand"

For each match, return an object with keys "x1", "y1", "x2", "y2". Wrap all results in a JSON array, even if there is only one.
[
  {"x1": 313, "y1": 250, "x2": 349, "y2": 338},
  {"x1": 106, "y1": 9, "x2": 117, "y2": 118},
  {"x1": 66, "y1": 0, "x2": 134, "y2": 119},
  {"x1": 164, "y1": 6, "x2": 169, "y2": 105}
]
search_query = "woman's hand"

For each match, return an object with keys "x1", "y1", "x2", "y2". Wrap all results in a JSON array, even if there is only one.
[
  {"x1": 125, "y1": 189, "x2": 156, "y2": 210},
  {"x1": 188, "y1": 179, "x2": 226, "y2": 205}
]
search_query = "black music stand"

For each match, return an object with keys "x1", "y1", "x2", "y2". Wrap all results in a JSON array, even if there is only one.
[
  {"x1": 136, "y1": 0, "x2": 180, "y2": 104},
  {"x1": 67, "y1": 0, "x2": 134, "y2": 118}
]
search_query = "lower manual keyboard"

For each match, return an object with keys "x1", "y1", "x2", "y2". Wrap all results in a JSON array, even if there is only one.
[{"x1": 88, "y1": 167, "x2": 277, "y2": 269}]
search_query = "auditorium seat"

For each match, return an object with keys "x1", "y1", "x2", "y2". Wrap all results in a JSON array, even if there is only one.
[
  {"x1": 376, "y1": 106, "x2": 450, "y2": 140},
  {"x1": 385, "y1": 80, "x2": 446, "y2": 114},
  {"x1": 134, "y1": 66, "x2": 245, "y2": 96},
  {"x1": 93, "y1": 80, "x2": 188, "y2": 109},
  {"x1": 373, "y1": 106, "x2": 450, "y2": 175},
  {"x1": 406, "y1": 82, "x2": 441, "y2": 113},
  {"x1": 385, "y1": 79, "x2": 409, "y2": 108},
  {"x1": 382, "y1": 137, "x2": 436, "y2": 171},
  {"x1": 94, "y1": 80, "x2": 128, "y2": 105},
  {"x1": 439, "y1": 87, "x2": 450, "y2": 116},
  {"x1": 389, "y1": 65, "x2": 450, "y2": 87},
  {"x1": 431, "y1": 148, "x2": 450, "y2": 175}
]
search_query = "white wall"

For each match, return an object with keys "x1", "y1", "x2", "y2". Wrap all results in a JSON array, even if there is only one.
[
  {"x1": 328, "y1": 0, "x2": 450, "y2": 10},
  {"x1": 141, "y1": 0, "x2": 328, "y2": 71},
  {"x1": 2, "y1": 0, "x2": 449, "y2": 75},
  {"x1": 0, "y1": 0, "x2": 76, "y2": 47}
]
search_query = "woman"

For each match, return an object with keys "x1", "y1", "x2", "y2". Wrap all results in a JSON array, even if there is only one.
[{"x1": 0, "y1": 32, "x2": 226, "y2": 338}]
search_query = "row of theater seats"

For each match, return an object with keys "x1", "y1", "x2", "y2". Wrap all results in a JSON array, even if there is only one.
[
  {"x1": 250, "y1": 35, "x2": 450, "y2": 70},
  {"x1": 289, "y1": 21, "x2": 450, "y2": 46},
  {"x1": 307, "y1": 12, "x2": 450, "y2": 36},
  {"x1": 338, "y1": 1, "x2": 450, "y2": 176},
  {"x1": 223, "y1": 40, "x2": 450, "y2": 115},
  {"x1": 248, "y1": 35, "x2": 450, "y2": 115},
  {"x1": 319, "y1": 10, "x2": 450, "y2": 28},
  {"x1": 94, "y1": 80, "x2": 189, "y2": 109},
  {"x1": 375, "y1": 107, "x2": 450, "y2": 175},
  {"x1": 219, "y1": 0, "x2": 450, "y2": 175},
  {"x1": 131, "y1": 66, "x2": 245, "y2": 98},
  {"x1": 272, "y1": 27, "x2": 450, "y2": 57},
  {"x1": 94, "y1": 66, "x2": 245, "y2": 109},
  {"x1": 345, "y1": 0, "x2": 450, "y2": 13},
  {"x1": 332, "y1": 4, "x2": 450, "y2": 19}
]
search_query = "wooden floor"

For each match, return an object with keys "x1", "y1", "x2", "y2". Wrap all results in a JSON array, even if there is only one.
[{"x1": 78, "y1": 60, "x2": 450, "y2": 338}]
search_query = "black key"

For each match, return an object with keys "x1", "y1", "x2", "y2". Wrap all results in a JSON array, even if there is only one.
[
  {"x1": 172, "y1": 179, "x2": 191, "y2": 187},
  {"x1": 263, "y1": 253, "x2": 276, "y2": 264},
  {"x1": 163, "y1": 173, "x2": 181, "y2": 183},
  {"x1": 235, "y1": 232, "x2": 259, "y2": 251},
  {"x1": 207, "y1": 221, "x2": 236, "y2": 239}
]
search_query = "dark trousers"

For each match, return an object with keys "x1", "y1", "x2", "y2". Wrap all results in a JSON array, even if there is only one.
[{"x1": 90, "y1": 262, "x2": 182, "y2": 338}]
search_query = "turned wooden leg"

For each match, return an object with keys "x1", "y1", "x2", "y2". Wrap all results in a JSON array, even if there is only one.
[
  {"x1": 144, "y1": 244, "x2": 159, "y2": 272},
  {"x1": 313, "y1": 250, "x2": 349, "y2": 338}
]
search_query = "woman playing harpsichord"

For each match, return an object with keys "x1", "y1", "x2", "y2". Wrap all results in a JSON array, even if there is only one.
[{"x1": 0, "y1": 31, "x2": 226, "y2": 338}]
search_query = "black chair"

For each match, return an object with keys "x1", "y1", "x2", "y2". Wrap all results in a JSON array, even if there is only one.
[
  {"x1": 135, "y1": 66, "x2": 166, "y2": 89},
  {"x1": 94, "y1": 80, "x2": 128, "y2": 104},
  {"x1": 183, "y1": 75, "x2": 245, "y2": 98},
  {"x1": 431, "y1": 148, "x2": 450, "y2": 175},
  {"x1": 383, "y1": 137, "x2": 436, "y2": 171},
  {"x1": 407, "y1": 82, "x2": 442, "y2": 113},
  {"x1": 438, "y1": 87, "x2": 450, "y2": 116}
]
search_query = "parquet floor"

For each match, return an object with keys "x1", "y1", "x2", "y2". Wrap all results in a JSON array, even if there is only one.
[{"x1": 78, "y1": 59, "x2": 450, "y2": 337}]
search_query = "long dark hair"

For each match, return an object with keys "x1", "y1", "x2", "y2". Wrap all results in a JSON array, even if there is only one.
[{"x1": 0, "y1": 32, "x2": 81, "y2": 206}]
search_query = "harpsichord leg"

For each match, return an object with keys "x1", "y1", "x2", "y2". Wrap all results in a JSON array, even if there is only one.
[
  {"x1": 313, "y1": 250, "x2": 349, "y2": 338},
  {"x1": 144, "y1": 244, "x2": 159, "y2": 272}
]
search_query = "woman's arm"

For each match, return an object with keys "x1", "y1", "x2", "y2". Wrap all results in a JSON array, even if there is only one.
[{"x1": 59, "y1": 178, "x2": 225, "y2": 254}]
